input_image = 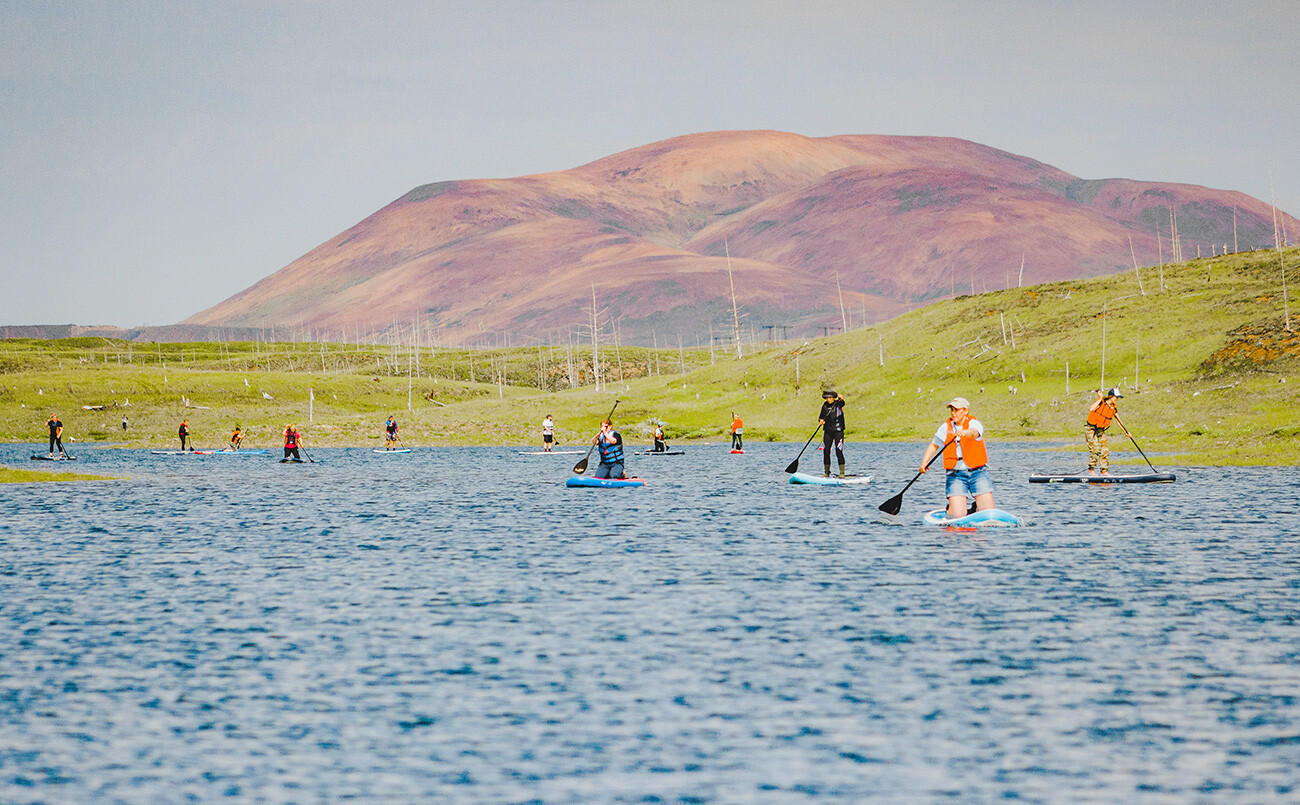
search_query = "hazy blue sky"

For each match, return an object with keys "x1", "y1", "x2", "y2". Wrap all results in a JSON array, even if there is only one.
[{"x1": 3, "y1": 1, "x2": 1297, "y2": 326}]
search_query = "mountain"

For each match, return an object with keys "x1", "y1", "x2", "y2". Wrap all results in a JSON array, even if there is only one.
[{"x1": 184, "y1": 130, "x2": 1296, "y2": 345}]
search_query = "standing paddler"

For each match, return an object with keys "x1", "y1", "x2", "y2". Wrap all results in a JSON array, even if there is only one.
[
  {"x1": 542, "y1": 414, "x2": 555, "y2": 452},
  {"x1": 652, "y1": 421, "x2": 666, "y2": 452},
  {"x1": 384, "y1": 415, "x2": 399, "y2": 450},
  {"x1": 591, "y1": 419, "x2": 626, "y2": 479},
  {"x1": 918, "y1": 397, "x2": 996, "y2": 519},
  {"x1": 819, "y1": 389, "x2": 847, "y2": 478},
  {"x1": 1085, "y1": 388, "x2": 1129, "y2": 475},
  {"x1": 178, "y1": 419, "x2": 191, "y2": 451},
  {"x1": 730, "y1": 413, "x2": 744, "y2": 451},
  {"x1": 47, "y1": 412, "x2": 66, "y2": 458},
  {"x1": 283, "y1": 423, "x2": 304, "y2": 461}
]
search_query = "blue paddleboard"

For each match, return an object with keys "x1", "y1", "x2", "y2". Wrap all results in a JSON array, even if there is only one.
[
  {"x1": 566, "y1": 476, "x2": 646, "y2": 488},
  {"x1": 923, "y1": 508, "x2": 1021, "y2": 528}
]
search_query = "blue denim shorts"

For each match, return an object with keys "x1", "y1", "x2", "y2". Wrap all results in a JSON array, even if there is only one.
[{"x1": 945, "y1": 465, "x2": 993, "y2": 498}]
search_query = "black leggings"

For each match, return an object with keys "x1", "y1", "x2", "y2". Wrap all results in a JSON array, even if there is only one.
[
  {"x1": 49, "y1": 434, "x2": 63, "y2": 454},
  {"x1": 823, "y1": 432, "x2": 845, "y2": 468}
]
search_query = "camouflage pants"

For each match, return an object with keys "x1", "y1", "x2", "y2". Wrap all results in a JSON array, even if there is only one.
[{"x1": 1085, "y1": 424, "x2": 1109, "y2": 471}]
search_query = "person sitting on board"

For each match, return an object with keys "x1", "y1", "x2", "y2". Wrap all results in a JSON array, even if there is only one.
[
  {"x1": 283, "y1": 423, "x2": 303, "y2": 461},
  {"x1": 592, "y1": 419, "x2": 626, "y2": 479},
  {"x1": 178, "y1": 419, "x2": 191, "y2": 451},
  {"x1": 47, "y1": 412, "x2": 66, "y2": 458},
  {"x1": 730, "y1": 414, "x2": 744, "y2": 451},
  {"x1": 918, "y1": 397, "x2": 995, "y2": 519},
  {"x1": 384, "y1": 415, "x2": 399, "y2": 450},
  {"x1": 229, "y1": 425, "x2": 243, "y2": 450},
  {"x1": 653, "y1": 421, "x2": 666, "y2": 452},
  {"x1": 542, "y1": 414, "x2": 555, "y2": 452},
  {"x1": 819, "y1": 390, "x2": 847, "y2": 478},
  {"x1": 1085, "y1": 387, "x2": 1129, "y2": 475}
]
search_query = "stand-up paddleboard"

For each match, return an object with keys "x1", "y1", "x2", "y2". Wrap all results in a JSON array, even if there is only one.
[
  {"x1": 789, "y1": 471, "x2": 873, "y2": 485},
  {"x1": 373, "y1": 448, "x2": 413, "y2": 454},
  {"x1": 566, "y1": 476, "x2": 646, "y2": 488},
  {"x1": 1029, "y1": 471, "x2": 1175, "y2": 484},
  {"x1": 279, "y1": 457, "x2": 307, "y2": 464},
  {"x1": 214, "y1": 449, "x2": 269, "y2": 456},
  {"x1": 31, "y1": 453, "x2": 76, "y2": 461},
  {"x1": 640, "y1": 450, "x2": 685, "y2": 456},
  {"x1": 151, "y1": 450, "x2": 202, "y2": 456},
  {"x1": 517, "y1": 450, "x2": 585, "y2": 455},
  {"x1": 730, "y1": 449, "x2": 745, "y2": 454},
  {"x1": 923, "y1": 508, "x2": 1021, "y2": 528}
]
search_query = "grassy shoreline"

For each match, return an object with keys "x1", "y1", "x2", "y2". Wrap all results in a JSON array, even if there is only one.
[
  {"x1": 3, "y1": 248, "x2": 1297, "y2": 466},
  {"x1": 0, "y1": 466, "x2": 120, "y2": 483}
]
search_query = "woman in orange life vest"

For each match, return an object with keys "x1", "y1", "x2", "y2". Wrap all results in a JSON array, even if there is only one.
[
  {"x1": 918, "y1": 397, "x2": 995, "y2": 519},
  {"x1": 283, "y1": 423, "x2": 304, "y2": 461},
  {"x1": 1085, "y1": 387, "x2": 1130, "y2": 475},
  {"x1": 730, "y1": 414, "x2": 744, "y2": 451}
]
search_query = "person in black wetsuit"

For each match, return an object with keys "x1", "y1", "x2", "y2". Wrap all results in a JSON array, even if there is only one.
[
  {"x1": 178, "y1": 419, "x2": 190, "y2": 451},
  {"x1": 47, "y1": 413, "x2": 65, "y2": 457},
  {"x1": 592, "y1": 419, "x2": 626, "y2": 479},
  {"x1": 819, "y1": 390, "x2": 847, "y2": 478}
]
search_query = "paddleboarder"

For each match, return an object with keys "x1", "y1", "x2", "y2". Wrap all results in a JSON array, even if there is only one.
[
  {"x1": 283, "y1": 423, "x2": 304, "y2": 461},
  {"x1": 542, "y1": 414, "x2": 555, "y2": 452},
  {"x1": 819, "y1": 390, "x2": 847, "y2": 478},
  {"x1": 918, "y1": 397, "x2": 995, "y2": 520},
  {"x1": 178, "y1": 419, "x2": 191, "y2": 451},
  {"x1": 47, "y1": 413, "x2": 66, "y2": 458},
  {"x1": 730, "y1": 413, "x2": 744, "y2": 451},
  {"x1": 652, "y1": 421, "x2": 666, "y2": 452},
  {"x1": 1085, "y1": 387, "x2": 1129, "y2": 475},
  {"x1": 591, "y1": 419, "x2": 626, "y2": 479},
  {"x1": 384, "y1": 416, "x2": 399, "y2": 450},
  {"x1": 229, "y1": 425, "x2": 244, "y2": 450}
]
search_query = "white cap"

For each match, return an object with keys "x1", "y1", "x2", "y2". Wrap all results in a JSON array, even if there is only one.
[{"x1": 947, "y1": 397, "x2": 971, "y2": 410}]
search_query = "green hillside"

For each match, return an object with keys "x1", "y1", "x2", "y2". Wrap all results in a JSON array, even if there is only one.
[{"x1": 2, "y1": 247, "x2": 1297, "y2": 465}]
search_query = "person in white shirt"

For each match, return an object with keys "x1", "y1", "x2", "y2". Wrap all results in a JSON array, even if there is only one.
[
  {"x1": 542, "y1": 414, "x2": 555, "y2": 452},
  {"x1": 919, "y1": 397, "x2": 995, "y2": 519}
]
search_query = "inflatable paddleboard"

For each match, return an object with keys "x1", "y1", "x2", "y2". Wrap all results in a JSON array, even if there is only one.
[
  {"x1": 373, "y1": 448, "x2": 413, "y2": 453},
  {"x1": 214, "y1": 449, "x2": 269, "y2": 455},
  {"x1": 151, "y1": 450, "x2": 201, "y2": 455},
  {"x1": 923, "y1": 508, "x2": 1021, "y2": 528},
  {"x1": 730, "y1": 449, "x2": 746, "y2": 454},
  {"x1": 1029, "y1": 472, "x2": 1175, "y2": 484},
  {"x1": 517, "y1": 450, "x2": 585, "y2": 455},
  {"x1": 789, "y1": 471, "x2": 872, "y2": 485},
  {"x1": 640, "y1": 450, "x2": 685, "y2": 456},
  {"x1": 30, "y1": 453, "x2": 76, "y2": 461},
  {"x1": 279, "y1": 458, "x2": 307, "y2": 464},
  {"x1": 566, "y1": 476, "x2": 646, "y2": 488}
]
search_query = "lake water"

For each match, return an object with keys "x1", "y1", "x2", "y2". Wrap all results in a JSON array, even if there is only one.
[{"x1": 1, "y1": 441, "x2": 1298, "y2": 802}]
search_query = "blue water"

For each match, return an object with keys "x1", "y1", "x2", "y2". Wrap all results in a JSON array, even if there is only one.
[{"x1": 2, "y1": 442, "x2": 1298, "y2": 802}]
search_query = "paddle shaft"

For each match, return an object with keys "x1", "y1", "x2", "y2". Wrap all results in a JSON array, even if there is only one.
[
  {"x1": 784, "y1": 422, "x2": 823, "y2": 474},
  {"x1": 1111, "y1": 413, "x2": 1157, "y2": 472},
  {"x1": 573, "y1": 399, "x2": 620, "y2": 474},
  {"x1": 878, "y1": 437, "x2": 954, "y2": 515}
]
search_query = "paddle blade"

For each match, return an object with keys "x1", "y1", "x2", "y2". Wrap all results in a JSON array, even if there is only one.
[
  {"x1": 878, "y1": 493, "x2": 904, "y2": 516},
  {"x1": 573, "y1": 457, "x2": 589, "y2": 474},
  {"x1": 784, "y1": 459, "x2": 799, "y2": 474}
]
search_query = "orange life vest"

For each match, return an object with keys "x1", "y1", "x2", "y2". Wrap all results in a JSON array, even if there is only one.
[
  {"x1": 731, "y1": 417, "x2": 743, "y2": 432},
  {"x1": 284, "y1": 428, "x2": 299, "y2": 448},
  {"x1": 1086, "y1": 399, "x2": 1117, "y2": 429},
  {"x1": 942, "y1": 418, "x2": 988, "y2": 470}
]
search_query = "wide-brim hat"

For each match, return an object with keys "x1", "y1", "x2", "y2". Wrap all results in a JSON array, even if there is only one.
[{"x1": 822, "y1": 389, "x2": 837, "y2": 398}]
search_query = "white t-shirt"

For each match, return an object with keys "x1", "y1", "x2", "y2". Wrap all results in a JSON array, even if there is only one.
[
  {"x1": 542, "y1": 418, "x2": 554, "y2": 435},
  {"x1": 932, "y1": 418, "x2": 984, "y2": 465}
]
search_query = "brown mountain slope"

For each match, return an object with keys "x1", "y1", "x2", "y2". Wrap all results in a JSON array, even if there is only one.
[{"x1": 186, "y1": 130, "x2": 1297, "y2": 345}]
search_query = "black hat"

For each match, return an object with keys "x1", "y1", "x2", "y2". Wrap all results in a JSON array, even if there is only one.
[{"x1": 822, "y1": 389, "x2": 837, "y2": 398}]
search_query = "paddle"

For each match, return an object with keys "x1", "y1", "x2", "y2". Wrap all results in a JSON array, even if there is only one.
[
  {"x1": 573, "y1": 399, "x2": 620, "y2": 475},
  {"x1": 1111, "y1": 413, "x2": 1158, "y2": 472},
  {"x1": 878, "y1": 437, "x2": 955, "y2": 516},
  {"x1": 784, "y1": 422, "x2": 824, "y2": 474},
  {"x1": 300, "y1": 444, "x2": 315, "y2": 463}
]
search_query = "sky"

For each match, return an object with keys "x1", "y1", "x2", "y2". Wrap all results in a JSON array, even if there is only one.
[{"x1": 2, "y1": 0, "x2": 1297, "y2": 327}]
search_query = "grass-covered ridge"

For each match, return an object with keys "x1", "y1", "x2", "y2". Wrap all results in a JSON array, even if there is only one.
[{"x1": 1, "y1": 247, "x2": 1297, "y2": 465}]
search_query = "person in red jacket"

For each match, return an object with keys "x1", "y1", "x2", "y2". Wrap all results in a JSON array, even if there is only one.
[
  {"x1": 1085, "y1": 387, "x2": 1129, "y2": 475},
  {"x1": 919, "y1": 397, "x2": 995, "y2": 519}
]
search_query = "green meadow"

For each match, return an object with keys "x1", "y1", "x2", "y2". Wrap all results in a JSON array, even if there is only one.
[{"x1": 2, "y1": 247, "x2": 1297, "y2": 466}]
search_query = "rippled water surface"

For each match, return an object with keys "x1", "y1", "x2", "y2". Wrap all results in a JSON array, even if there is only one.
[{"x1": 2, "y1": 442, "x2": 1298, "y2": 802}]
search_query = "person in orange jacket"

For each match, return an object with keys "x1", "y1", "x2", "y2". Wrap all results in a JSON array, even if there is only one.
[
  {"x1": 919, "y1": 397, "x2": 995, "y2": 519},
  {"x1": 1085, "y1": 387, "x2": 1129, "y2": 474},
  {"x1": 729, "y1": 413, "x2": 744, "y2": 451}
]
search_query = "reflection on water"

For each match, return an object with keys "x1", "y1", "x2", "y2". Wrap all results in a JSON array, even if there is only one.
[{"x1": 1, "y1": 443, "x2": 1297, "y2": 801}]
